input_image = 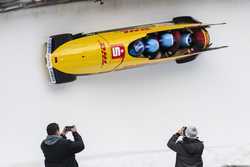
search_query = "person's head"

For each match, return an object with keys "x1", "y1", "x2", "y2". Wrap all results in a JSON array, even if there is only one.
[
  {"x1": 184, "y1": 126, "x2": 198, "y2": 139},
  {"x1": 46, "y1": 123, "x2": 60, "y2": 136}
]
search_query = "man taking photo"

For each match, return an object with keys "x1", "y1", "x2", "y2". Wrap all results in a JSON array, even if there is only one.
[
  {"x1": 41, "y1": 123, "x2": 85, "y2": 167},
  {"x1": 167, "y1": 126, "x2": 204, "y2": 167}
]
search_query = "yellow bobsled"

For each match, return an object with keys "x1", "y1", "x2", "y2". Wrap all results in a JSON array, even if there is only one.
[{"x1": 45, "y1": 16, "x2": 227, "y2": 84}]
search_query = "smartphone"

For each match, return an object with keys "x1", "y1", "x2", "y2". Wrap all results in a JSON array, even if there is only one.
[
  {"x1": 182, "y1": 126, "x2": 187, "y2": 136},
  {"x1": 65, "y1": 126, "x2": 74, "y2": 131}
]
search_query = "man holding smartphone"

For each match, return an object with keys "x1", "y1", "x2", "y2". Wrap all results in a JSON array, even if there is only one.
[
  {"x1": 167, "y1": 126, "x2": 204, "y2": 167},
  {"x1": 41, "y1": 123, "x2": 85, "y2": 167}
]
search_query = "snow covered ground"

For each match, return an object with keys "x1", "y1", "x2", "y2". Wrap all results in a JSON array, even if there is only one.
[{"x1": 0, "y1": 0, "x2": 250, "y2": 167}]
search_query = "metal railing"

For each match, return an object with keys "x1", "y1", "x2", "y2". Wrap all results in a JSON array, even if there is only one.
[{"x1": 0, "y1": 0, "x2": 104, "y2": 13}]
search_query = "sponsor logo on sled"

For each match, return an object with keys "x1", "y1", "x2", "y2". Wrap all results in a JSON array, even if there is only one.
[
  {"x1": 98, "y1": 41, "x2": 107, "y2": 65},
  {"x1": 111, "y1": 44, "x2": 125, "y2": 59}
]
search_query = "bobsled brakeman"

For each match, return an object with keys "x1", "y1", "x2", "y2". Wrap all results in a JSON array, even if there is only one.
[{"x1": 45, "y1": 16, "x2": 227, "y2": 84}]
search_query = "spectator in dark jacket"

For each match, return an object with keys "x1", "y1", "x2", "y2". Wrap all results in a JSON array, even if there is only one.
[
  {"x1": 41, "y1": 123, "x2": 85, "y2": 167},
  {"x1": 167, "y1": 126, "x2": 204, "y2": 167}
]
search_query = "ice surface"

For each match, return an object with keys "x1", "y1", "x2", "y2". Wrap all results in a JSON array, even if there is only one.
[{"x1": 0, "y1": 0, "x2": 250, "y2": 167}]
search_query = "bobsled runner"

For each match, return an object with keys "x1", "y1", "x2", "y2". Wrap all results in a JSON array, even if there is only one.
[{"x1": 45, "y1": 16, "x2": 227, "y2": 84}]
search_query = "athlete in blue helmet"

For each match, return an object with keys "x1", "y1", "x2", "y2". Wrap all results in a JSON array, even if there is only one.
[
  {"x1": 159, "y1": 32, "x2": 175, "y2": 57},
  {"x1": 144, "y1": 38, "x2": 161, "y2": 59},
  {"x1": 180, "y1": 32, "x2": 192, "y2": 48},
  {"x1": 160, "y1": 33, "x2": 174, "y2": 48},
  {"x1": 164, "y1": 31, "x2": 181, "y2": 56},
  {"x1": 128, "y1": 40, "x2": 145, "y2": 57}
]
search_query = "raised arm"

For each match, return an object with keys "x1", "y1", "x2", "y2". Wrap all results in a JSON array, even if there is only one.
[
  {"x1": 67, "y1": 131, "x2": 85, "y2": 154},
  {"x1": 167, "y1": 133, "x2": 186, "y2": 155}
]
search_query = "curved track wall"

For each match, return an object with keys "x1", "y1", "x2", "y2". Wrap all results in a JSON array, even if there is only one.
[{"x1": 0, "y1": 0, "x2": 249, "y2": 166}]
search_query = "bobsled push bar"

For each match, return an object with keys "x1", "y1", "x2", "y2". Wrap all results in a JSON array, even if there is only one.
[
  {"x1": 82, "y1": 22, "x2": 226, "y2": 37},
  {"x1": 170, "y1": 22, "x2": 227, "y2": 30},
  {"x1": 153, "y1": 45, "x2": 229, "y2": 66}
]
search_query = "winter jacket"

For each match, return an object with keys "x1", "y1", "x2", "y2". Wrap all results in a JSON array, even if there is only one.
[
  {"x1": 167, "y1": 134, "x2": 204, "y2": 167},
  {"x1": 41, "y1": 132, "x2": 85, "y2": 167}
]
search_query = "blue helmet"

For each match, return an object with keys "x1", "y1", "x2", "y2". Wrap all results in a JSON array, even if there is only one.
[
  {"x1": 145, "y1": 38, "x2": 160, "y2": 53},
  {"x1": 160, "y1": 33, "x2": 174, "y2": 48},
  {"x1": 129, "y1": 40, "x2": 145, "y2": 56},
  {"x1": 180, "y1": 33, "x2": 192, "y2": 47}
]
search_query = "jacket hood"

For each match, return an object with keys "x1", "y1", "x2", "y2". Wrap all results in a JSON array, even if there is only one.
[
  {"x1": 44, "y1": 135, "x2": 62, "y2": 146},
  {"x1": 182, "y1": 138, "x2": 203, "y2": 154}
]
